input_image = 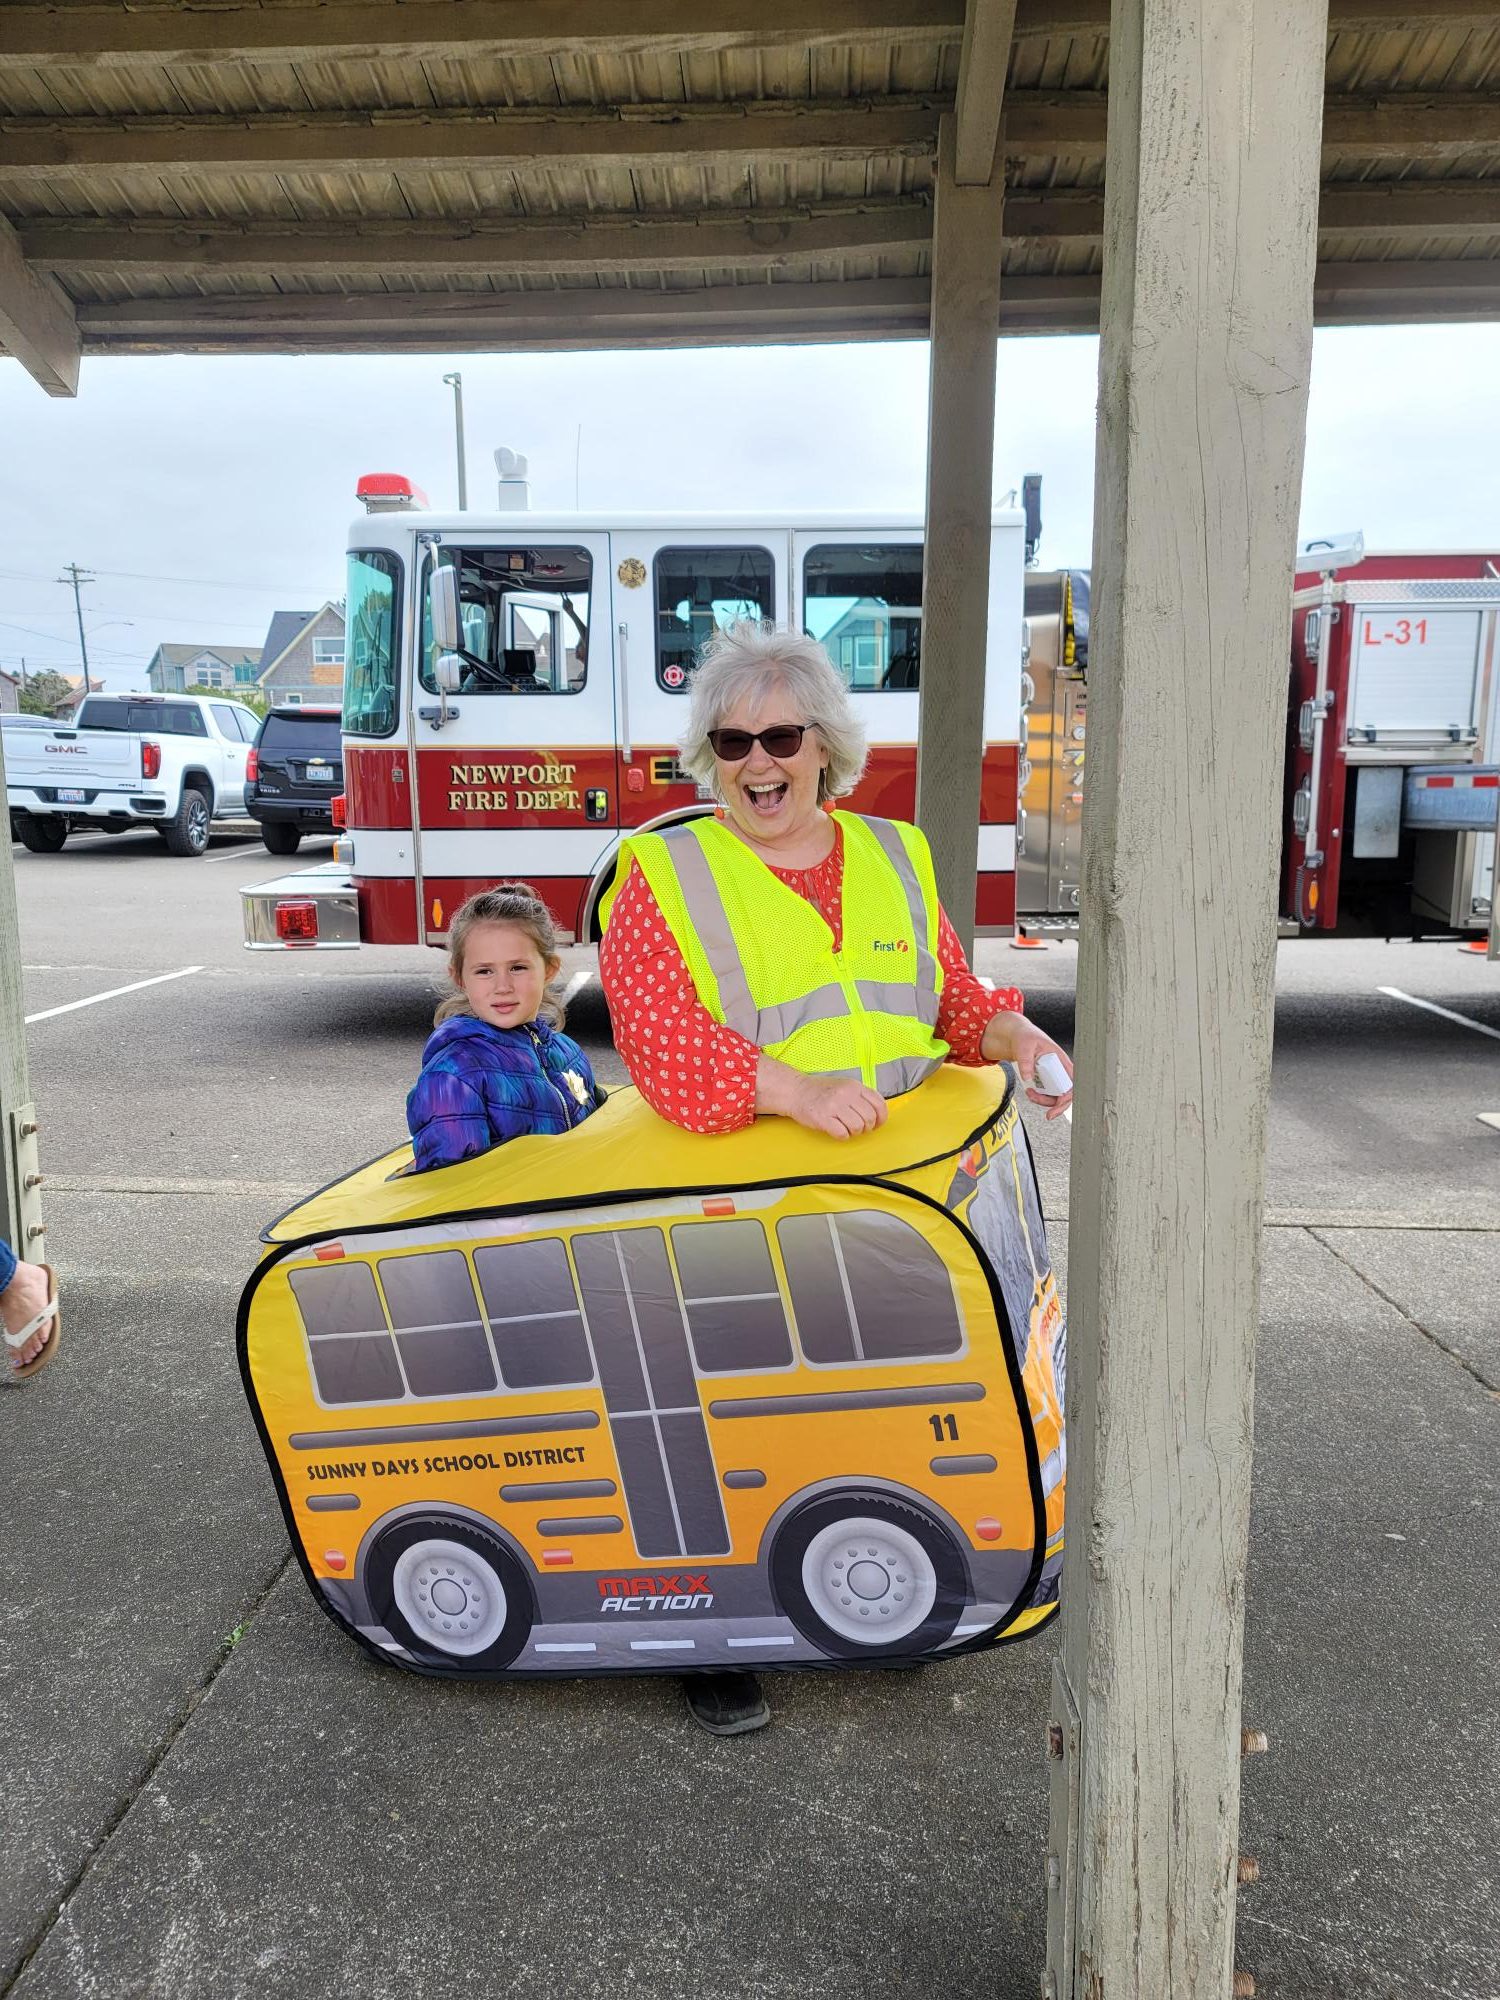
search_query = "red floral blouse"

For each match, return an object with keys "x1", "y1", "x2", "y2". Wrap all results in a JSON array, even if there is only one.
[{"x1": 599, "y1": 820, "x2": 1024, "y2": 1133}]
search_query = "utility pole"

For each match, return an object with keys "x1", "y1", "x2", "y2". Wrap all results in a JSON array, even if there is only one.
[
  {"x1": 58, "y1": 563, "x2": 95, "y2": 688},
  {"x1": 442, "y1": 372, "x2": 468, "y2": 510}
]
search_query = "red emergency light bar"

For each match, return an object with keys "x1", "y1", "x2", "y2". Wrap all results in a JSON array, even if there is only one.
[{"x1": 356, "y1": 472, "x2": 429, "y2": 513}]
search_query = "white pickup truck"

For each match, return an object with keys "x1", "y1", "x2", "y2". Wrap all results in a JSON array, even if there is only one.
[{"x1": 4, "y1": 692, "x2": 263, "y2": 856}]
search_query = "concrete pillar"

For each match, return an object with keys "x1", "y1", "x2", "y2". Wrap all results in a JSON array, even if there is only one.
[
  {"x1": 1046, "y1": 2, "x2": 1329, "y2": 1996},
  {"x1": 915, "y1": 110, "x2": 1004, "y2": 950},
  {"x1": 0, "y1": 731, "x2": 42, "y2": 1265}
]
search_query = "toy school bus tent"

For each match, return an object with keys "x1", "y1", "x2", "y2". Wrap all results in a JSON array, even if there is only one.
[{"x1": 239, "y1": 1064, "x2": 1065, "y2": 1678}]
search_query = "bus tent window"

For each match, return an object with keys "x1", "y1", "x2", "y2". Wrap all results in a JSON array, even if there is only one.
[
  {"x1": 670, "y1": 1219, "x2": 792, "y2": 1374},
  {"x1": 289, "y1": 1262, "x2": 406, "y2": 1406},
  {"x1": 802, "y1": 544, "x2": 923, "y2": 692},
  {"x1": 778, "y1": 1211, "x2": 962, "y2": 1364},
  {"x1": 473, "y1": 1238, "x2": 593, "y2": 1389},
  {"x1": 654, "y1": 547, "x2": 774, "y2": 690},
  {"x1": 377, "y1": 1251, "x2": 497, "y2": 1399}
]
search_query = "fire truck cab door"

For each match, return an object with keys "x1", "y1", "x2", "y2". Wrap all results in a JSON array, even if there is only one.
[{"x1": 409, "y1": 531, "x2": 617, "y2": 943}]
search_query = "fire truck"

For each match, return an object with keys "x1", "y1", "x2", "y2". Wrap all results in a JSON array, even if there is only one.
[
  {"x1": 1018, "y1": 544, "x2": 1499, "y2": 944},
  {"x1": 243, "y1": 462, "x2": 1032, "y2": 953}
]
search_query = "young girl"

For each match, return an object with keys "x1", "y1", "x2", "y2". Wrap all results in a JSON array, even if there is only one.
[{"x1": 407, "y1": 884, "x2": 599, "y2": 1173}]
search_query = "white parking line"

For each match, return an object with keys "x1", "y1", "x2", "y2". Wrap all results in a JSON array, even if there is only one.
[
  {"x1": 560, "y1": 967, "x2": 593, "y2": 1004},
  {"x1": 203, "y1": 840, "x2": 273, "y2": 862},
  {"x1": 24, "y1": 965, "x2": 203, "y2": 1024},
  {"x1": 1377, "y1": 986, "x2": 1500, "y2": 1044}
]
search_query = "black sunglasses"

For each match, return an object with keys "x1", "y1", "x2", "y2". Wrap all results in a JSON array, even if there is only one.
[{"x1": 706, "y1": 724, "x2": 810, "y2": 762}]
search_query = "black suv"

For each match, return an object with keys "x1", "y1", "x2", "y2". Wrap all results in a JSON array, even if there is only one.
[{"x1": 247, "y1": 706, "x2": 343, "y2": 855}]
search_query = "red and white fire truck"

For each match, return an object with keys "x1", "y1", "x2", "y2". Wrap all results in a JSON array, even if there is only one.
[
  {"x1": 243, "y1": 472, "x2": 1497, "y2": 955},
  {"x1": 1283, "y1": 542, "x2": 1498, "y2": 940},
  {"x1": 243, "y1": 467, "x2": 1031, "y2": 952},
  {"x1": 1019, "y1": 543, "x2": 1498, "y2": 944}
]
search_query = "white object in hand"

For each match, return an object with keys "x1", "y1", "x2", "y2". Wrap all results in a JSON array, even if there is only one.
[{"x1": 1033, "y1": 1052, "x2": 1072, "y2": 1098}]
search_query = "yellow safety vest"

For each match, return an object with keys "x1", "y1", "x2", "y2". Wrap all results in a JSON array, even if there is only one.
[{"x1": 602, "y1": 810, "x2": 949, "y2": 1097}]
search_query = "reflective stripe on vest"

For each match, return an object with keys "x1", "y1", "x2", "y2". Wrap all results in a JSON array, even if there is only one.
[{"x1": 608, "y1": 811, "x2": 948, "y2": 1095}]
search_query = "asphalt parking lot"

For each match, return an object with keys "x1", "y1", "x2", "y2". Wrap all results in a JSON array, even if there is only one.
[{"x1": 3, "y1": 824, "x2": 1497, "y2": 1999}]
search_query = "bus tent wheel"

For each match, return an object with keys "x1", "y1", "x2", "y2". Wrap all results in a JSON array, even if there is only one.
[
  {"x1": 771, "y1": 1492, "x2": 967, "y2": 1659},
  {"x1": 366, "y1": 1516, "x2": 533, "y2": 1670}
]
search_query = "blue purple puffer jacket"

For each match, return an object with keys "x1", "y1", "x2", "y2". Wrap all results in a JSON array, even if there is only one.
[{"x1": 406, "y1": 1014, "x2": 599, "y2": 1173}]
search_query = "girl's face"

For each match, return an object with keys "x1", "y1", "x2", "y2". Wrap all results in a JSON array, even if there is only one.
[{"x1": 454, "y1": 920, "x2": 556, "y2": 1030}]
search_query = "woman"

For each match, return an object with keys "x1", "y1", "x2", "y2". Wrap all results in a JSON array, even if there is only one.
[{"x1": 599, "y1": 623, "x2": 1072, "y2": 1737}]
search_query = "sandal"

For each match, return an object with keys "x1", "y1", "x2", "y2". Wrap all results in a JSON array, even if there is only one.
[{"x1": 3, "y1": 1263, "x2": 60, "y2": 1381}]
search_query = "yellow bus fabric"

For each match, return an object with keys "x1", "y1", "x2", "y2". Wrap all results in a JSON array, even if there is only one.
[
  {"x1": 241, "y1": 1065, "x2": 1066, "y2": 1678},
  {"x1": 601, "y1": 812, "x2": 949, "y2": 1097}
]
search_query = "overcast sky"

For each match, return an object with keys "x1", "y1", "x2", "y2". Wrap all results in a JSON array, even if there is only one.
[{"x1": 2, "y1": 322, "x2": 1497, "y2": 693}]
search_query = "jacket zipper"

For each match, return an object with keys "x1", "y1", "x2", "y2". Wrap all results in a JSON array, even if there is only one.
[{"x1": 528, "y1": 1024, "x2": 579, "y2": 1126}]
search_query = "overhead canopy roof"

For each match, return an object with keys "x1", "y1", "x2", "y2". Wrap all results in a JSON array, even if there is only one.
[{"x1": 1, "y1": 2, "x2": 1498, "y2": 391}]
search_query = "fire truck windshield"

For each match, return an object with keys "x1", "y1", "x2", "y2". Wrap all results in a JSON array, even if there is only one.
[
  {"x1": 419, "y1": 545, "x2": 593, "y2": 698},
  {"x1": 343, "y1": 549, "x2": 401, "y2": 739}
]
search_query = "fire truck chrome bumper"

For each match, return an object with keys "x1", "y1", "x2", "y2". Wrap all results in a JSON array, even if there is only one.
[{"x1": 241, "y1": 864, "x2": 362, "y2": 950}]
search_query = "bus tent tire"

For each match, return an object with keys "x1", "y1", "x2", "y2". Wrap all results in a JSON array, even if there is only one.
[
  {"x1": 366, "y1": 1516, "x2": 533, "y2": 1670},
  {"x1": 770, "y1": 1492, "x2": 967, "y2": 1660}
]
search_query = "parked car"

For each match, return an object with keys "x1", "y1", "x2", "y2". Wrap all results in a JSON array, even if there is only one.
[
  {"x1": 3, "y1": 693, "x2": 260, "y2": 855},
  {"x1": 246, "y1": 705, "x2": 343, "y2": 855}
]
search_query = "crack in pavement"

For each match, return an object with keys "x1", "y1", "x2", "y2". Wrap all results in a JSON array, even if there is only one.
[
  {"x1": 1, "y1": 1553, "x2": 294, "y2": 1998},
  {"x1": 1310, "y1": 1227, "x2": 1500, "y2": 1398}
]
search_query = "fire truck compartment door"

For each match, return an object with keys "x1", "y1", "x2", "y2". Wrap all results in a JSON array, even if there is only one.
[{"x1": 1349, "y1": 608, "x2": 1481, "y2": 741}]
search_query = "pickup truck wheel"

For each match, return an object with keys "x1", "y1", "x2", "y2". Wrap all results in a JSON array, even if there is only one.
[
  {"x1": 261, "y1": 822, "x2": 302, "y2": 856},
  {"x1": 163, "y1": 786, "x2": 211, "y2": 857},
  {"x1": 17, "y1": 815, "x2": 68, "y2": 853}
]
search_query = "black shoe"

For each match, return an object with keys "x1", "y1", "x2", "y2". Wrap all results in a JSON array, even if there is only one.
[{"x1": 682, "y1": 1670, "x2": 770, "y2": 1737}]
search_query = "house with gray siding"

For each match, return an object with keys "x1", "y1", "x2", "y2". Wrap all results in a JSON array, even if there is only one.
[
  {"x1": 256, "y1": 604, "x2": 346, "y2": 706},
  {"x1": 0, "y1": 670, "x2": 18, "y2": 713},
  {"x1": 146, "y1": 643, "x2": 261, "y2": 693}
]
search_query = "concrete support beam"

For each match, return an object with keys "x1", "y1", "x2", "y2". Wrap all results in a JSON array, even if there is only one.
[
  {"x1": 914, "y1": 111, "x2": 1004, "y2": 951},
  {"x1": 0, "y1": 212, "x2": 79, "y2": 396},
  {"x1": 954, "y1": 0, "x2": 1017, "y2": 183},
  {"x1": 1047, "y1": 2, "x2": 1328, "y2": 1998}
]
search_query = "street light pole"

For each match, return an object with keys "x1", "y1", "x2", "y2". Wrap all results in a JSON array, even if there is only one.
[{"x1": 442, "y1": 372, "x2": 468, "y2": 510}]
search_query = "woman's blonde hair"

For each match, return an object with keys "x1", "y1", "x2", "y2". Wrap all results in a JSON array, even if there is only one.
[
  {"x1": 435, "y1": 883, "x2": 565, "y2": 1027},
  {"x1": 678, "y1": 621, "x2": 868, "y2": 804}
]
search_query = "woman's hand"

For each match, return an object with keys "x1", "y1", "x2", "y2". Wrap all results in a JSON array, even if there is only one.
[
  {"x1": 980, "y1": 1009, "x2": 1074, "y2": 1122},
  {"x1": 756, "y1": 1057, "x2": 889, "y2": 1138}
]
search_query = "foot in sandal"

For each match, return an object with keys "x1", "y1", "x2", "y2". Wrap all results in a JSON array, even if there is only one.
[{"x1": 2, "y1": 1258, "x2": 56, "y2": 1372}]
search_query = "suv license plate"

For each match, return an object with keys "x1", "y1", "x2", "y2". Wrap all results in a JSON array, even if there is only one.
[
  {"x1": 304, "y1": 768, "x2": 334, "y2": 782},
  {"x1": 56, "y1": 788, "x2": 86, "y2": 803}
]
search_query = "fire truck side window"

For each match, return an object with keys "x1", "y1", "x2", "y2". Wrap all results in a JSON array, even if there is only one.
[
  {"x1": 802, "y1": 544, "x2": 924, "y2": 691},
  {"x1": 777, "y1": 1210, "x2": 962, "y2": 1364},
  {"x1": 419, "y1": 546, "x2": 591, "y2": 696},
  {"x1": 343, "y1": 549, "x2": 401, "y2": 739},
  {"x1": 654, "y1": 547, "x2": 775, "y2": 690}
]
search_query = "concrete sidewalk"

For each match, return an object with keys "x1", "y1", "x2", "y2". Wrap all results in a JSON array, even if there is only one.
[{"x1": 3, "y1": 1182, "x2": 1496, "y2": 1999}]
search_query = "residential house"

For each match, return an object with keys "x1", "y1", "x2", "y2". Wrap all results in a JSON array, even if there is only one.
[
  {"x1": 256, "y1": 604, "x2": 346, "y2": 707},
  {"x1": 0, "y1": 669, "x2": 18, "y2": 714},
  {"x1": 53, "y1": 675, "x2": 102, "y2": 719},
  {"x1": 146, "y1": 642, "x2": 262, "y2": 694}
]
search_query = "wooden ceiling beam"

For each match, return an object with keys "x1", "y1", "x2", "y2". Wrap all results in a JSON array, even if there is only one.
[
  {"x1": 0, "y1": 101, "x2": 942, "y2": 180},
  {"x1": 18, "y1": 203, "x2": 934, "y2": 278},
  {"x1": 0, "y1": 2, "x2": 967, "y2": 69},
  {"x1": 7, "y1": 90, "x2": 1493, "y2": 184},
  {"x1": 0, "y1": 211, "x2": 78, "y2": 395},
  {"x1": 0, "y1": 0, "x2": 1493, "y2": 68},
  {"x1": 1007, "y1": 179, "x2": 1500, "y2": 245},
  {"x1": 954, "y1": 0, "x2": 1017, "y2": 185}
]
